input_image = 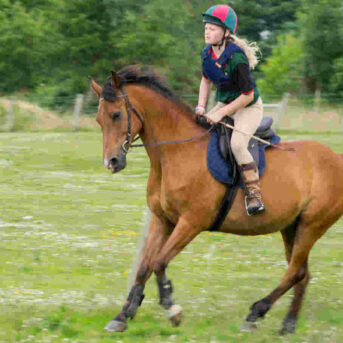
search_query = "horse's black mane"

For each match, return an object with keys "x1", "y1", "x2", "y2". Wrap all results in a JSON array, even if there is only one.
[{"x1": 101, "y1": 65, "x2": 194, "y2": 115}]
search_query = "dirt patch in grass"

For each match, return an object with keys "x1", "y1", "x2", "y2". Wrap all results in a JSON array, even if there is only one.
[{"x1": 0, "y1": 98, "x2": 97, "y2": 130}]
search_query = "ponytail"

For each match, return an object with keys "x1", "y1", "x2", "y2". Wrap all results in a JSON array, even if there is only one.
[{"x1": 228, "y1": 34, "x2": 261, "y2": 70}]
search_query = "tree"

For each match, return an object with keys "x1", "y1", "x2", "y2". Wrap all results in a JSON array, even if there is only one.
[
  {"x1": 0, "y1": 0, "x2": 308, "y2": 107},
  {"x1": 257, "y1": 33, "x2": 304, "y2": 96},
  {"x1": 0, "y1": 0, "x2": 64, "y2": 92},
  {"x1": 298, "y1": 0, "x2": 343, "y2": 93}
]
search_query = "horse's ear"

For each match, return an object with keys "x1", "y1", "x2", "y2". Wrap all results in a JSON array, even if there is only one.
[
  {"x1": 111, "y1": 71, "x2": 122, "y2": 89},
  {"x1": 89, "y1": 78, "x2": 102, "y2": 98}
]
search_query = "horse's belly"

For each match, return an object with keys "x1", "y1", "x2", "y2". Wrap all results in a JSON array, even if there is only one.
[{"x1": 219, "y1": 184, "x2": 302, "y2": 236}]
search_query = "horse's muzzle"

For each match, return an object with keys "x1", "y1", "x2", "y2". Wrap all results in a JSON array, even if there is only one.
[{"x1": 104, "y1": 153, "x2": 127, "y2": 173}]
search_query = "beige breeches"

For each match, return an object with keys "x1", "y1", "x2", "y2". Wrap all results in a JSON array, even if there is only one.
[{"x1": 210, "y1": 97, "x2": 263, "y2": 165}]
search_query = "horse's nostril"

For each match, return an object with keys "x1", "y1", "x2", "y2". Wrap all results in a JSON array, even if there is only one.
[
  {"x1": 109, "y1": 158, "x2": 118, "y2": 167},
  {"x1": 106, "y1": 155, "x2": 126, "y2": 173}
]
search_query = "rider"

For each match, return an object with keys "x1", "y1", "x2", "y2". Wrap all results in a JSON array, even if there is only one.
[{"x1": 195, "y1": 4, "x2": 265, "y2": 216}]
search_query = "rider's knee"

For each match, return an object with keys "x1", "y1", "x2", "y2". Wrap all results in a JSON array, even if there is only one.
[{"x1": 230, "y1": 137, "x2": 245, "y2": 157}]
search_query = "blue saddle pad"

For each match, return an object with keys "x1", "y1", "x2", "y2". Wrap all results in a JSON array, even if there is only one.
[{"x1": 207, "y1": 130, "x2": 281, "y2": 185}]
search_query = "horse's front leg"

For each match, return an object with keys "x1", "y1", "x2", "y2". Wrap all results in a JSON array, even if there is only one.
[
  {"x1": 156, "y1": 271, "x2": 183, "y2": 327},
  {"x1": 105, "y1": 214, "x2": 172, "y2": 332},
  {"x1": 153, "y1": 217, "x2": 200, "y2": 324}
]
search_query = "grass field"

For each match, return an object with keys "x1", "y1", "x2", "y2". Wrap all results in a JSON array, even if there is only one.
[{"x1": 1, "y1": 130, "x2": 343, "y2": 343}]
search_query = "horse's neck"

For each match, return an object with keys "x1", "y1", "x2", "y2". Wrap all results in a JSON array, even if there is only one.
[{"x1": 132, "y1": 86, "x2": 204, "y2": 147}]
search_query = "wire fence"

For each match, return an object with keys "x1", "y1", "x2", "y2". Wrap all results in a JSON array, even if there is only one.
[{"x1": 1, "y1": 92, "x2": 343, "y2": 133}]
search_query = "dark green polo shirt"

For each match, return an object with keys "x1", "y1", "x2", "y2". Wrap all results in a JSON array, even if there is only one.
[{"x1": 215, "y1": 51, "x2": 260, "y2": 106}]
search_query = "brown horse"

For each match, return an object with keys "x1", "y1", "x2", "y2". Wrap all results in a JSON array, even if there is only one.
[{"x1": 90, "y1": 66, "x2": 343, "y2": 334}]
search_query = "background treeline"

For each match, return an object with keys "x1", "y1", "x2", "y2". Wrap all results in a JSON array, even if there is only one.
[{"x1": 1, "y1": 0, "x2": 343, "y2": 110}]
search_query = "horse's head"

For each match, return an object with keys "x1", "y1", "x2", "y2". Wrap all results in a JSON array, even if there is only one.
[{"x1": 90, "y1": 71, "x2": 143, "y2": 173}]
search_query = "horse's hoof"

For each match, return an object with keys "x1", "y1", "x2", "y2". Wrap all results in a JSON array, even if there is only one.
[
  {"x1": 239, "y1": 321, "x2": 257, "y2": 332},
  {"x1": 104, "y1": 320, "x2": 127, "y2": 332},
  {"x1": 279, "y1": 321, "x2": 296, "y2": 335},
  {"x1": 167, "y1": 304, "x2": 183, "y2": 327},
  {"x1": 279, "y1": 313, "x2": 297, "y2": 335}
]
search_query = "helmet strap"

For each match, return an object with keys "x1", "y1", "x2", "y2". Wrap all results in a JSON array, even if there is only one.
[{"x1": 212, "y1": 33, "x2": 226, "y2": 50}]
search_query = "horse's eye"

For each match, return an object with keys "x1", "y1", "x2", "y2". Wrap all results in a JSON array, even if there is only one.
[{"x1": 111, "y1": 112, "x2": 121, "y2": 120}]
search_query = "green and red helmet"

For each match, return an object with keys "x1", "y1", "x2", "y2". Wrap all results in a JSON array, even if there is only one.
[{"x1": 202, "y1": 4, "x2": 238, "y2": 34}]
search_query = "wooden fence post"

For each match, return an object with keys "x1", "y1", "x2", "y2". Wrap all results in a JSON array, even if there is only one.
[
  {"x1": 314, "y1": 88, "x2": 321, "y2": 113},
  {"x1": 7, "y1": 97, "x2": 15, "y2": 131},
  {"x1": 73, "y1": 94, "x2": 84, "y2": 131},
  {"x1": 275, "y1": 93, "x2": 290, "y2": 132}
]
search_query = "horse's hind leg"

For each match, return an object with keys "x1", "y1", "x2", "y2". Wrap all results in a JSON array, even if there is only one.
[
  {"x1": 279, "y1": 221, "x2": 311, "y2": 334},
  {"x1": 280, "y1": 263, "x2": 310, "y2": 334},
  {"x1": 105, "y1": 214, "x2": 173, "y2": 332},
  {"x1": 241, "y1": 216, "x2": 335, "y2": 333}
]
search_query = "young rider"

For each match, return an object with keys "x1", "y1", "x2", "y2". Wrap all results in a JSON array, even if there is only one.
[{"x1": 196, "y1": 4, "x2": 265, "y2": 216}]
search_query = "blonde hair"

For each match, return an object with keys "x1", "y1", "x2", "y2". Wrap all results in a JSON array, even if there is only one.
[{"x1": 229, "y1": 34, "x2": 261, "y2": 70}]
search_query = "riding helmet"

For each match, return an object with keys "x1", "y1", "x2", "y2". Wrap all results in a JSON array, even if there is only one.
[{"x1": 202, "y1": 4, "x2": 238, "y2": 34}]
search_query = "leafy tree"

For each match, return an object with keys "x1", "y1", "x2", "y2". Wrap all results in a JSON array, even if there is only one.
[
  {"x1": 298, "y1": 0, "x2": 343, "y2": 93},
  {"x1": 0, "y1": 0, "x2": 310, "y2": 108},
  {"x1": 328, "y1": 57, "x2": 343, "y2": 99},
  {"x1": 257, "y1": 33, "x2": 304, "y2": 96},
  {"x1": 0, "y1": 0, "x2": 64, "y2": 92}
]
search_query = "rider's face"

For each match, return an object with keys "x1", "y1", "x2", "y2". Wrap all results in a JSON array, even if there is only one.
[{"x1": 204, "y1": 23, "x2": 227, "y2": 45}]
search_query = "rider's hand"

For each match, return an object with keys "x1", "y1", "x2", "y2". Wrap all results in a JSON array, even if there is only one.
[{"x1": 205, "y1": 110, "x2": 224, "y2": 124}]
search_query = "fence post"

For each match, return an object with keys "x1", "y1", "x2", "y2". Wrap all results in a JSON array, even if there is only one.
[
  {"x1": 314, "y1": 89, "x2": 321, "y2": 113},
  {"x1": 7, "y1": 97, "x2": 15, "y2": 131},
  {"x1": 73, "y1": 94, "x2": 84, "y2": 131},
  {"x1": 275, "y1": 93, "x2": 290, "y2": 132},
  {"x1": 127, "y1": 208, "x2": 152, "y2": 294}
]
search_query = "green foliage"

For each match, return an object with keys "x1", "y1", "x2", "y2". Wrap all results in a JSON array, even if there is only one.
[
  {"x1": 112, "y1": 0, "x2": 203, "y2": 94},
  {"x1": 0, "y1": 0, "x2": 64, "y2": 92},
  {"x1": 0, "y1": 0, "x2": 305, "y2": 108},
  {"x1": 2, "y1": 0, "x2": 343, "y2": 105},
  {"x1": 329, "y1": 57, "x2": 343, "y2": 99},
  {"x1": 298, "y1": 0, "x2": 343, "y2": 93},
  {"x1": 257, "y1": 33, "x2": 304, "y2": 96}
]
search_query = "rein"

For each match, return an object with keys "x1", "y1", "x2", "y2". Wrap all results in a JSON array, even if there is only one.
[{"x1": 120, "y1": 87, "x2": 213, "y2": 152}]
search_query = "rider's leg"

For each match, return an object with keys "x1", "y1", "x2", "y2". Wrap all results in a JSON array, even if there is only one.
[{"x1": 230, "y1": 97, "x2": 265, "y2": 216}]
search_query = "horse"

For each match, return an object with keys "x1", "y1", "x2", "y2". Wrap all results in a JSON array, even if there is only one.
[{"x1": 90, "y1": 66, "x2": 343, "y2": 334}]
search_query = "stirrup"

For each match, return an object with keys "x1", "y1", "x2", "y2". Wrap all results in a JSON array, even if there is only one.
[{"x1": 244, "y1": 196, "x2": 266, "y2": 216}]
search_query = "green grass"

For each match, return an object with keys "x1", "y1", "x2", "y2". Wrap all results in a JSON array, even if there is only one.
[{"x1": 1, "y1": 131, "x2": 343, "y2": 343}]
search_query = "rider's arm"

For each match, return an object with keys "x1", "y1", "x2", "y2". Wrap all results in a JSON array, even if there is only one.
[
  {"x1": 196, "y1": 76, "x2": 212, "y2": 114},
  {"x1": 206, "y1": 62, "x2": 254, "y2": 122}
]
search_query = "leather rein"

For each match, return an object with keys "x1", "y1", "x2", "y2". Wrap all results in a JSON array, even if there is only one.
[{"x1": 119, "y1": 87, "x2": 213, "y2": 153}]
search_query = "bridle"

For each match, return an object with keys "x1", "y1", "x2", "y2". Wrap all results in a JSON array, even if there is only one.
[
  {"x1": 120, "y1": 87, "x2": 144, "y2": 153},
  {"x1": 117, "y1": 87, "x2": 213, "y2": 154}
]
